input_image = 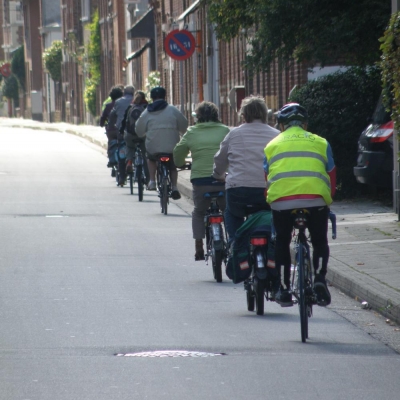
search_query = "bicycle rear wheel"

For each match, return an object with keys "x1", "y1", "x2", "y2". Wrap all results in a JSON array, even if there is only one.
[
  {"x1": 246, "y1": 284, "x2": 255, "y2": 311},
  {"x1": 254, "y1": 277, "x2": 265, "y2": 316},
  {"x1": 212, "y1": 246, "x2": 223, "y2": 283},
  {"x1": 136, "y1": 165, "x2": 144, "y2": 202}
]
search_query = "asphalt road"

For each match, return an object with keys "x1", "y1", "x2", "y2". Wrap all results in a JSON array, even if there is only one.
[{"x1": 0, "y1": 128, "x2": 399, "y2": 400}]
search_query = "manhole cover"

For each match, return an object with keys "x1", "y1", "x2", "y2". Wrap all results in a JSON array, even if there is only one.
[{"x1": 116, "y1": 350, "x2": 225, "y2": 358}]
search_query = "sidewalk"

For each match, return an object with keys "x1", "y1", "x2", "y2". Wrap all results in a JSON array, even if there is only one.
[{"x1": 3, "y1": 118, "x2": 400, "y2": 324}]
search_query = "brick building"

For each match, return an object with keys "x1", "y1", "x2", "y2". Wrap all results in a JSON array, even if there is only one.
[
  {"x1": 60, "y1": 0, "x2": 84, "y2": 124},
  {"x1": 39, "y1": 0, "x2": 62, "y2": 122},
  {"x1": 98, "y1": 0, "x2": 126, "y2": 108},
  {"x1": 22, "y1": 0, "x2": 43, "y2": 120},
  {"x1": 151, "y1": 0, "x2": 308, "y2": 127}
]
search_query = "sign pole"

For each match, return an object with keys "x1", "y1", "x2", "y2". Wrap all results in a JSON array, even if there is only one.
[{"x1": 180, "y1": 62, "x2": 184, "y2": 114}]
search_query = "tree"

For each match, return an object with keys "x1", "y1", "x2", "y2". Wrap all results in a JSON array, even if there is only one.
[
  {"x1": 11, "y1": 45, "x2": 25, "y2": 89},
  {"x1": 205, "y1": 0, "x2": 391, "y2": 71}
]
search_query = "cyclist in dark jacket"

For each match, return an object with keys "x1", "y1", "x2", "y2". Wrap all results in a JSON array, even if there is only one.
[
  {"x1": 99, "y1": 85, "x2": 123, "y2": 168},
  {"x1": 120, "y1": 91, "x2": 149, "y2": 181}
]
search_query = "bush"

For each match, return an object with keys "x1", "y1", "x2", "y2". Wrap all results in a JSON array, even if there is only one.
[
  {"x1": 2, "y1": 75, "x2": 19, "y2": 101},
  {"x1": 43, "y1": 40, "x2": 63, "y2": 82},
  {"x1": 289, "y1": 67, "x2": 382, "y2": 198}
]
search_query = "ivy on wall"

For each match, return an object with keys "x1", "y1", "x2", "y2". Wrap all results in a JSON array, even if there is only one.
[
  {"x1": 84, "y1": 9, "x2": 101, "y2": 117},
  {"x1": 380, "y1": 11, "x2": 400, "y2": 160},
  {"x1": 43, "y1": 40, "x2": 63, "y2": 82}
]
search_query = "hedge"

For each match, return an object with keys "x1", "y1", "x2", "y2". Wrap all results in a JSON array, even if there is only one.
[{"x1": 289, "y1": 67, "x2": 382, "y2": 198}]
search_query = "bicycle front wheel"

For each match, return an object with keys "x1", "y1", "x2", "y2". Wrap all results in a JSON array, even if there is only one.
[
  {"x1": 136, "y1": 165, "x2": 144, "y2": 202},
  {"x1": 162, "y1": 176, "x2": 168, "y2": 215},
  {"x1": 297, "y1": 242, "x2": 308, "y2": 342},
  {"x1": 129, "y1": 172, "x2": 134, "y2": 195}
]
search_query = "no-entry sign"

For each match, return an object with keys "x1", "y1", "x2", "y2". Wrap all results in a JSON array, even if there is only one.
[{"x1": 164, "y1": 29, "x2": 195, "y2": 61}]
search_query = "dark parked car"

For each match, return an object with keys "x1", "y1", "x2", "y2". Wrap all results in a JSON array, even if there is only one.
[{"x1": 353, "y1": 98, "x2": 394, "y2": 188}]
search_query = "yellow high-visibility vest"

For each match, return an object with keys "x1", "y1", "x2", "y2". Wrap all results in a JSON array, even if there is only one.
[{"x1": 264, "y1": 126, "x2": 332, "y2": 205}]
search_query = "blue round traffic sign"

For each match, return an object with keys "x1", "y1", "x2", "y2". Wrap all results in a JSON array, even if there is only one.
[{"x1": 164, "y1": 29, "x2": 195, "y2": 61}]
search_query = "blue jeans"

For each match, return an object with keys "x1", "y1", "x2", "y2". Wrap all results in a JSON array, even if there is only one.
[{"x1": 225, "y1": 187, "x2": 268, "y2": 243}]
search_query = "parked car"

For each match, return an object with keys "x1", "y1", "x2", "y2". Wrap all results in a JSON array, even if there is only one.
[{"x1": 353, "y1": 97, "x2": 394, "y2": 188}]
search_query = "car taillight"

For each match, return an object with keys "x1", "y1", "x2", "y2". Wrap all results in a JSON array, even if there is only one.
[
  {"x1": 370, "y1": 121, "x2": 394, "y2": 143},
  {"x1": 160, "y1": 157, "x2": 170, "y2": 162},
  {"x1": 209, "y1": 216, "x2": 223, "y2": 224},
  {"x1": 250, "y1": 237, "x2": 267, "y2": 245}
]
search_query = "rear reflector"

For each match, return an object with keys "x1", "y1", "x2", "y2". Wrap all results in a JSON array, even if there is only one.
[
  {"x1": 209, "y1": 216, "x2": 223, "y2": 224},
  {"x1": 250, "y1": 237, "x2": 267, "y2": 245},
  {"x1": 370, "y1": 121, "x2": 394, "y2": 143}
]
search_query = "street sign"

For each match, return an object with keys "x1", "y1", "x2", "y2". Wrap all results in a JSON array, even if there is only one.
[
  {"x1": 164, "y1": 29, "x2": 195, "y2": 61},
  {"x1": 0, "y1": 63, "x2": 11, "y2": 78}
]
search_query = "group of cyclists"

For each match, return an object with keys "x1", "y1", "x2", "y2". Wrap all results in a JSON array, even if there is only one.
[{"x1": 101, "y1": 84, "x2": 336, "y2": 309}]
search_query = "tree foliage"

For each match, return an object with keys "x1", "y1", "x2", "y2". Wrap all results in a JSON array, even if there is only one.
[
  {"x1": 43, "y1": 40, "x2": 63, "y2": 82},
  {"x1": 205, "y1": 0, "x2": 390, "y2": 71},
  {"x1": 11, "y1": 45, "x2": 25, "y2": 89},
  {"x1": 289, "y1": 67, "x2": 382, "y2": 197},
  {"x1": 84, "y1": 9, "x2": 101, "y2": 117}
]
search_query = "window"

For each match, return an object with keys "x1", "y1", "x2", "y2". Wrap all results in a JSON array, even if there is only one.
[{"x1": 81, "y1": 0, "x2": 90, "y2": 22}]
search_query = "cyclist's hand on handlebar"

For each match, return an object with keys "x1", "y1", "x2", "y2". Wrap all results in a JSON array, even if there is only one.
[{"x1": 211, "y1": 173, "x2": 226, "y2": 183}]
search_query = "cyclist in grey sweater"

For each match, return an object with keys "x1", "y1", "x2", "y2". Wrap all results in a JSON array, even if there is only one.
[{"x1": 136, "y1": 86, "x2": 188, "y2": 199}]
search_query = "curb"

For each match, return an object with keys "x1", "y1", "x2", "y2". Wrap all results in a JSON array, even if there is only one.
[{"x1": 327, "y1": 262, "x2": 400, "y2": 325}]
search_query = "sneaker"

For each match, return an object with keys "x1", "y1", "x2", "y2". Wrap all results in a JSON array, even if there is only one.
[
  {"x1": 314, "y1": 274, "x2": 331, "y2": 306},
  {"x1": 147, "y1": 181, "x2": 156, "y2": 191},
  {"x1": 275, "y1": 288, "x2": 293, "y2": 307},
  {"x1": 171, "y1": 189, "x2": 181, "y2": 200}
]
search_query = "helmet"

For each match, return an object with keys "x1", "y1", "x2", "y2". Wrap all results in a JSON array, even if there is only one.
[
  {"x1": 150, "y1": 86, "x2": 166, "y2": 99},
  {"x1": 277, "y1": 103, "x2": 308, "y2": 125}
]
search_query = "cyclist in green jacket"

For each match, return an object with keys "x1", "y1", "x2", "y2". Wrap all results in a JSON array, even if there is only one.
[{"x1": 174, "y1": 101, "x2": 229, "y2": 260}]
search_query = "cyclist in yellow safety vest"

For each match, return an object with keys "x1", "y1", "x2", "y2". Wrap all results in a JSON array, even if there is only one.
[{"x1": 264, "y1": 103, "x2": 336, "y2": 308}]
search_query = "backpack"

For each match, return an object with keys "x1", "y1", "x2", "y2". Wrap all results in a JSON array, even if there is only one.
[{"x1": 125, "y1": 104, "x2": 146, "y2": 137}]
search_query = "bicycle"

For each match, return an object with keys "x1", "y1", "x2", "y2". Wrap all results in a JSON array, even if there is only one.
[
  {"x1": 290, "y1": 209, "x2": 337, "y2": 342},
  {"x1": 243, "y1": 204, "x2": 276, "y2": 316},
  {"x1": 129, "y1": 142, "x2": 147, "y2": 201},
  {"x1": 156, "y1": 154, "x2": 173, "y2": 215},
  {"x1": 204, "y1": 191, "x2": 227, "y2": 283},
  {"x1": 113, "y1": 141, "x2": 127, "y2": 187}
]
